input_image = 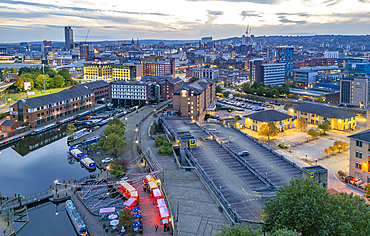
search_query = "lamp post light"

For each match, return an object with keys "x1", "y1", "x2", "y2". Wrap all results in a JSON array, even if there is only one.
[
  {"x1": 106, "y1": 166, "x2": 109, "y2": 179},
  {"x1": 305, "y1": 153, "x2": 307, "y2": 162},
  {"x1": 315, "y1": 158, "x2": 318, "y2": 165}
]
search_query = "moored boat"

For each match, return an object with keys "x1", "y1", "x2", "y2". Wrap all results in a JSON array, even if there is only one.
[
  {"x1": 65, "y1": 200, "x2": 87, "y2": 236},
  {"x1": 80, "y1": 157, "x2": 96, "y2": 170}
]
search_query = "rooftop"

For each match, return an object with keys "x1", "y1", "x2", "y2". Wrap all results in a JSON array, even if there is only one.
[
  {"x1": 348, "y1": 129, "x2": 370, "y2": 143},
  {"x1": 173, "y1": 78, "x2": 215, "y2": 95},
  {"x1": 73, "y1": 80, "x2": 108, "y2": 90},
  {"x1": 22, "y1": 87, "x2": 93, "y2": 109},
  {"x1": 291, "y1": 103, "x2": 357, "y2": 119},
  {"x1": 243, "y1": 110, "x2": 292, "y2": 122}
]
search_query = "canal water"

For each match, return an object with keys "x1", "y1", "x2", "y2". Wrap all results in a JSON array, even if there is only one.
[{"x1": 0, "y1": 126, "x2": 99, "y2": 235}]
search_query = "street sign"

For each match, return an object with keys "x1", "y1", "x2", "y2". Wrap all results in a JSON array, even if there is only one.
[
  {"x1": 310, "y1": 172, "x2": 314, "y2": 178},
  {"x1": 189, "y1": 139, "x2": 196, "y2": 146}
]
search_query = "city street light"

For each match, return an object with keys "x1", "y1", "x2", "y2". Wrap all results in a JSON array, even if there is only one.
[
  {"x1": 106, "y1": 166, "x2": 110, "y2": 179},
  {"x1": 315, "y1": 158, "x2": 318, "y2": 165},
  {"x1": 305, "y1": 153, "x2": 307, "y2": 161}
]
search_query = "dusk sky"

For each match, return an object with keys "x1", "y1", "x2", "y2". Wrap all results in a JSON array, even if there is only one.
[{"x1": 1, "y1": 0, "x2": 370, "y2": 43}]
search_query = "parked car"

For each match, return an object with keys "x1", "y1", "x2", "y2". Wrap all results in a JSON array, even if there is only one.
[
  {"x1": 228, "y1": 109, "x2": 232, "y2": 112},
  {"x1": 102, "y1": 157, "x2": 114, "y2": 163},
  {"x1": 238, "y1": 151, "x2": 249, "y2": 157}
]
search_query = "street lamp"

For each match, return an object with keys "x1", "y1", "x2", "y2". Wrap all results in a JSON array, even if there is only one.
[
  {"x1": 106, "y1": 166, "x2": 110, "y2": 179},
  {"x1": 315, "y1": 158, "x2": 318, "y2": 165},
  {"x1": 305, "y1": 153, "x2": 307, "y2": 161}
]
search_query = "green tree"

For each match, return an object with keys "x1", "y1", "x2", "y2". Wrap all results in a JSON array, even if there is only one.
[
  {"x1": 223, "y1": 91, "x2": 230, "y2": 98},
  {"x1": 216, "y1": 225, "x2": 301, "y2": 236},
  {"x1": 216, "y1": 85, "x2": 223, "y2": 93},
  {"x1": 0, "y1": 68, "x2": 3, "y2": 80},
  {"x1": 50, "y1": 74, "x2": 65, "y2": 88},
  {"x1": 108, "y1": 117, "x2": 125, "y2": 129},
  {"x1": 104, "y1": 124, "x2": 125, "y2": 137},
  {"x1": 34, "y1": 74, "x2": 51, "y2": 89},
  {"x1": 318, "y1": 120, "x2": 331, "y2": 134},
  {"x1": 307, "y1": 128, "x2": 318, "y2": 139},
  {"x1": 155, "y1": 137, "x2": 164, "y2": 146},
  {"x1": 279, "y1": 83, "x2": 290, "y2": 95},
  {"x1": 100, "y1": 133, "x2": 127, "y2": 151},
  {"x1": 271, "y1": 89, "x2": 279, "y2": 98},
  {"x1": 258, "y1": 122, "x2": 279, "y2": 140},
  {"x1": 251, "y1": 82, "x2": 258, "y2": 89},
  {"x1": 294, "y1": 118, "x2": 308, "y2": 131},
  {"x1": 66, "y1": 123, "x2": 77, "y2": 135},
  {"x1": 262, "y1": 178, "x2": 370, "y2": 236},
  {"x1": 119, "y1": 209, "x2": 135, "y2": 229}
]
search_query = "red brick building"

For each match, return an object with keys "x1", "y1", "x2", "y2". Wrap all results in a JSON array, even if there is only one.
[
  {"x1": 70, "y1": 80, "x2": 109, "y2": 102},
  {"x1": 9, "y1": 88, "x2": 95, "y2": 127},
  {"x1": 161, "y1": 77, "x2": 184, "y2": 99},
  {"x1": 140, "y1": 61, "x2": 175, "y2": 77}
]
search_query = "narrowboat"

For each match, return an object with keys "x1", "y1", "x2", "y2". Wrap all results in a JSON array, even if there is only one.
[
  {"x1": 80, "y1": 157, "x2": 96, "y2": 170},
  {"x1": 65, "y1": 200, "x2": 87, "y2": 236}
]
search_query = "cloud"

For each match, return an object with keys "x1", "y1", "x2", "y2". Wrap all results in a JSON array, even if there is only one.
[
  {"x1": 206, "y1": 10, "x2": 223, "y2": 16},
  {"x1": 279, "y1": 19, "x2": 307, "y2": 24},
  {"x1": 240, "y1": 11, "x2": 261, "y2": 20}
]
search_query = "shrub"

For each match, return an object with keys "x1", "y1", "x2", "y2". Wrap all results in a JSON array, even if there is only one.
[{"x1": 155, "y1": 137, "x2": 164, "y2": 146}]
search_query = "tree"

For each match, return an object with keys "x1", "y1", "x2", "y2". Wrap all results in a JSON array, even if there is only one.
[
  {"x1": 294, "y1": 118, "x2": 308, "y2": 131},
  {"x1": 283, "y1": 103, "x2": 293, "y2": 111},
  {"x1": 0, "y1": 68, "x2": 3, "y2": 80},
  {"x1": 328, "y1": 145, "x2": 337, "y2": 155},
  {"x1": 258, "y1": 122, "x2": 279, "y2": 140},
  {"x1": 66, "y1": 123, "x2": 77, "y2": 135},
  {"x1": 119, "y1": 209, "x2": 135, "y2": 230},
  {"x1": 318, "y1": 120, "x2": 330, "y2": 134},
  {"x1": 155, "y1": 137, "x2": 164, "y2": 146},
  {"x1": 279, "y1": 83, "x2": 290, "y2": 95},
  {"x1": 104, "y1": 124, "x2": 125, "y2": 137},
  {"x1": 216, "y1": 85, "x2": 223, "y2": 93},
  {"x1": 34, "y1": 74, "x2": 51, "y2": 89},
  {"x1": 271, "y1": 89, "x2": 279, "y2": 98},
  {"x1": 365, "y1": 183, "x2": 370, "y2": 201},
  {"x1": 100, "y1": 133, "x2": 127, "y2": 151},
  {"x1": 324, "y1": 148, "x2": 330, "y2": 157},
  {"x1": 50, "y1": 74, "x2": 65, "y2": 88},
  {"x1": 223, "y1": 91, "x2": 230, "y2": 98},
  {"x1": 262, "y1": 178, "x2": 370, "y2": 236},
  {"x1": 307, "y1": 128, "x2": 318, "y2": 139},
  {"x1": 216, "y1": 225, "x2": 301, "y2": 236},
  {"x1": 334, "y1": 140, "x2": 349, "y2": 153},
  {"x1": 106, "y1": 147, "x2": 124, "y2": 159},
  {"x1": 109, "y1": 158, "x2": 129, "y2": 176}
]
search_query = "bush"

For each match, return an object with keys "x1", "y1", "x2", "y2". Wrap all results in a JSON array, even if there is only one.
[{"x1": 155, "y1": 137, "x2": 164, "y2": 146}]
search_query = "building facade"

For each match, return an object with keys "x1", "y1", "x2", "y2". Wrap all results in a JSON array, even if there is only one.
[
  {"x1": 288, "y1": 103, "x2": 357, "y2": 131},
  {"x1": 110, "y1": 81, "x2": 160, "y2": 107},
  {"x1": 9, "y1": 88, "x2": 94, "y2": 127},
  {"x1": 192, "y1": 66, "x2": 219, "y2": 80},
  {"x1": 340, "y1": 77, "x2": 370, "y2": 108},
  {"x1": 348, "y1": 130, "x2": 370, "y2": 183},
  {"x1": 83, "y1": 63, "x2": 112, "y2": 81},
  {"x1": 244, "y1": 110, "x2": 293, "y2": 132},
  {"x1": 161, "y1": 77, "x2": 184, "y2": 99},
  {"x1": 276, "y1": 46, "x2": 294, "y2": 80},
  {"x1": 64, "y1": 26, "x2": 73, "y2": 50},
  {"x1": 173, "y1": 78, "x2": 216, "y2": 121},
  {"x1": 250, "y1": 60, "x2": 285, "y2": 86},
  {"x1": 112, "y1": 65, "x2": 130, "y2": 81},
  {"x1": 141, "y1": 61, "x2": 175, "y2": 77},
  {"x1": 70, "y1": 80, "x2": 109, "y2": 101}
]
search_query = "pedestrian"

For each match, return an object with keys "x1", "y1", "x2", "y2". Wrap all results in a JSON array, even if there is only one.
[{"x1": 155, "y1": 225, "x2": 158, "y2": 232}]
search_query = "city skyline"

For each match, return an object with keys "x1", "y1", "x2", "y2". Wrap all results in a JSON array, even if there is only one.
[{"x1": 1, "y1": 0, "x2": 370, "y2": 43}]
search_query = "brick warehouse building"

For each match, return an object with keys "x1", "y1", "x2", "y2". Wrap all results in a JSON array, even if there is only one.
[
  {"x1": 70, "y1": 80, "x2": 109, "y2": 102},
  {"x1": 9, "y1": 87, "x2": 95, "y2": 127},
  {"x1": 173, "y1": 78, "x2": 216, "y2": 121}
]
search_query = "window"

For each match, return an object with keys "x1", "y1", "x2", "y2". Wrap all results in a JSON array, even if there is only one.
[
  {"x1": 356, "y1": 151, "x2": 362, "y2": 159},
  {"x1": 356, "y1": 140, "x2": 363, "y2": 147},
  {"x1": 355, "y1": 162, "x2": 362, "y2": 169}
]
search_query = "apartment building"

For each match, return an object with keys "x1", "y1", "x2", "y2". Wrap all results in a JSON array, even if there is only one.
[
  {"x1": 348, "y1": 130, "x2": 370, "y2": 183},
  {"x1": 173, "y1": 78, "x2": 216, "y2": 121}
]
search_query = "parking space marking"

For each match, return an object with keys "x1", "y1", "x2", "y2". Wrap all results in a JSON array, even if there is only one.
[
  {"x1": 215, "y1": 160, "x2": 220, "y2": 165},
  {"x1": 242, "y1": 188, "x2": 249, "y2": 195}
]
